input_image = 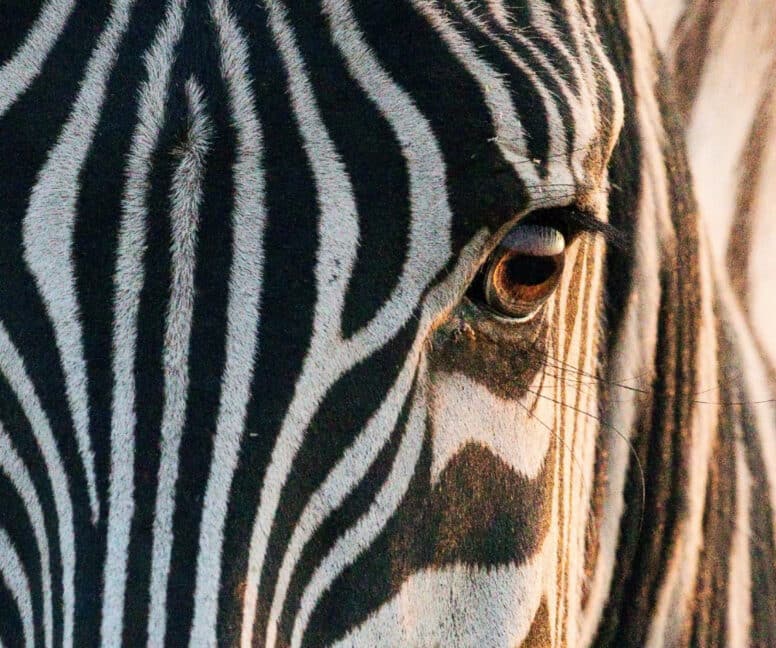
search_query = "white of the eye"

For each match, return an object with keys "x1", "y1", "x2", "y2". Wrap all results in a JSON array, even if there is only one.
[{"x1": 501, "y1": 224, "x2": 565, "y2": 256}]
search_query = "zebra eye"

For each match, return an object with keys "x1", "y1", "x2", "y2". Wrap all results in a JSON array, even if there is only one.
[{"x1": 479, "y1": 224, "x2": 566, "y2": 321}]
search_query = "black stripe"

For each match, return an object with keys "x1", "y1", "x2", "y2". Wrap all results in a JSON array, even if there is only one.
[
  {"x1": 0, "y1": 575, "x2": 25, "y2": 648},
  {"x1": 670, "y1": 1, "x2": 721, "y2": 121},
  {"x1": 73, "y1": 0, "x2": 170, "y2": 640},
  {"x1": 584, "y1": 0, "x2": 642, "y2": 616},
  {"x1": 539, "y1": 2, "x2": 583, "y2": 62},
  {"x1": 0, "y1": 255, "x2": 74, "y2": 648},
  {"x1": 0, "y1": 0, "x2": 44, "y2": 63},
  {"x1": 593, "y1": 0, "x2": 641, "y2": 338}
]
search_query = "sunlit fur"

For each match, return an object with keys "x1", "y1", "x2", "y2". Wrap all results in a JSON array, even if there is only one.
[{"x1": 0, "y1": 1, "x2": 774, "y2": 647}]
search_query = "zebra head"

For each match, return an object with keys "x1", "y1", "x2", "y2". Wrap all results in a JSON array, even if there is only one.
[{"x1": 8, "y1": 1, "x2": 775, "y2": 647}]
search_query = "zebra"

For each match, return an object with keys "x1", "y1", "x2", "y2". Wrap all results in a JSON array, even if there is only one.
[{"x1": 0, "y1": 0, "x2": 774, "y2": 646}]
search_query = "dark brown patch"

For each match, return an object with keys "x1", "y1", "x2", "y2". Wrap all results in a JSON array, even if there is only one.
[
  {"x1": 387, "y1": 440, "x2": 555, "y2": 573},
  {"x1": 428, "y1": 299, "x2": 548, "y2": 401},
  {"x1": 520, "y1": 597, "x2": 552, "y2": 648},
  {"x1": 727, "y1": 60, "x2": 776, "y2": 305}
]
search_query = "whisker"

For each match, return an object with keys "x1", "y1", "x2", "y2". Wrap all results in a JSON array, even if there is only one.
[{"x1": 519, "y1": 383, "x2": 647, "y2": 541}]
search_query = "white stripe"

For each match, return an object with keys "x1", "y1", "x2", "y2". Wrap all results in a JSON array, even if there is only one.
[
  {"x1": 187, "y1": 0, "x2": 266, "y2": 644},
  {"x1": 428, "y1": 371, "x2": 551, "y2": 484},
  {"x1": 728, "y1": 436, "x2": 753, "y2": 648},
  {"x1": 0, "y1": 424, "x2": 54, "y2": 648},
  {"x1": 639, "y1": 0, "x2": 687, "y2": 52},
  {"x1": 0, "y1": 324, "x2": 76, "y2": 648},
  {"x1": 746, "y1": 91, "x2": 776, "y2": 369},
  {"x1": 100, "y1": 1, "x2": 187, "y2": 644},
  {"x1": 239, "y1": 1, "x2": 455, "y2": 642},
  {"x1": 23, "y1": 0, "x2": 137, "y2": 526},
  {"x1": 0, "y1": 0, "x2": 76, "y2": 116},
  {"x1": 685, "y1": 0, "x2": 776, "y2": 268},
  {"x1": 0, "y1": 528, "x2": 35, "y2": 648},
  {"x1": 146, "y1": 78, "x2": 211, "y2": 647}
]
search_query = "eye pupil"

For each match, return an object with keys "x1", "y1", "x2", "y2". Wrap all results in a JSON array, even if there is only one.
[
  {"x1": 501, "y1": 254, "x2": 556, "y2": 287},
  {"x1": 486, "y1": 251, "x2": 563, "y2": 318}
]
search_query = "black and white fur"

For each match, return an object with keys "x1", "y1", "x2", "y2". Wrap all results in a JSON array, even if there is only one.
[{"x1": 0, "y1": 1, "x2": 774, "y2": 646}]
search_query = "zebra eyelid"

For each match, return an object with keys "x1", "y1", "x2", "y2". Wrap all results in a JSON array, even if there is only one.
[{"x1": 502, "y1": 224, "x2": 566, "y2": 256}]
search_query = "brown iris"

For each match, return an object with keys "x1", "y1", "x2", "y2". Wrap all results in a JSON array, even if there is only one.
[{"x1": 480, "y1": 224, "x2": 566, "y2": 320}]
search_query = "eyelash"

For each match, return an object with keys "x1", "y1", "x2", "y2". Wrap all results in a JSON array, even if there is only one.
[{"x1": 516, "y1": 207, "x2": 616, "y2": 243}]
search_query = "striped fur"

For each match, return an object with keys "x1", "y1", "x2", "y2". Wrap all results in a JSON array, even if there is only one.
[{"x1": 0, "y1": 1, "x2": 773, "y2": 647}]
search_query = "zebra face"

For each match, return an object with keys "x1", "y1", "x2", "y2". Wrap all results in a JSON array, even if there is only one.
[{"x1": 355, "y1": 215, "x2": 609, "y2": 647}]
